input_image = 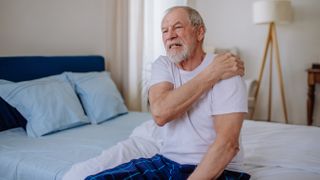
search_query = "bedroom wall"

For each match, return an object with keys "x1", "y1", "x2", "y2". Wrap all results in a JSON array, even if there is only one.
[
  {"x1": 0, "y1": 0, "x2": 127, "y2": 107},
  {"x1": 0, "y1": 0, "x2": 116, "y2": 65},
  {"x1": 189, "y1": 0, "x2": 320, "y2": 125}
]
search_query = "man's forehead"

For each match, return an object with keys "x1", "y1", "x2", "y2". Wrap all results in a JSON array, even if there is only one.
[{"x1": 161, "y1": 8, "x2": 189, "y2": 27}]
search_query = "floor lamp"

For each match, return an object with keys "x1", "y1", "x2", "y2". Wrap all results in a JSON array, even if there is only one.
[{"x1": 250, "y1": 0, "x2": 293, "y2": 123}]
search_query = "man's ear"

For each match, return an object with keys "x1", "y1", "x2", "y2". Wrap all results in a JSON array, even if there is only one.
[{"x1": 197, "y1": 26, "x2": 205, "y2": 41}]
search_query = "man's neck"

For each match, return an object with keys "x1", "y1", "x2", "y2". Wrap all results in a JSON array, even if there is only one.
[{"x1": 177, "y1": 49, "x2": 206, "y2": 71}]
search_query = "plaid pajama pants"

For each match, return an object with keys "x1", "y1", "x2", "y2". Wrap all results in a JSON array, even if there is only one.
[{"x1": 85, "y1": 154, "x2": 250, "y2": 180}]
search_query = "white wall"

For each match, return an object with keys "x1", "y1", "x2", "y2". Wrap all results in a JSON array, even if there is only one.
[
  {"x1": 0, "y1": 0, "x2": 125, "y2": 100},
  {"x1": 190, "y1": 0, "x2": 320, "y2": 125},
  {"x1": 0, "y1": 0, "x2": 116, "y2": 61}
]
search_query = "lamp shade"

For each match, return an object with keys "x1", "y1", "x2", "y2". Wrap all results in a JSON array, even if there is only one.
[{"x1": 253, "y1": 0, "x2": 293, "y2": 24}]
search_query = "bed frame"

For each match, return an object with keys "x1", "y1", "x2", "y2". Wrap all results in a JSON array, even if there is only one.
[{"x1": 0, "y1": 55, "x2": 105, "y2": 82}]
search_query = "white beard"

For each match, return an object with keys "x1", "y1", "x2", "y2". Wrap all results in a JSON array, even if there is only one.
[
  {"x1": 166, "y1": 45, "x2": 189, "y2": 64},
  {"x1": 165, "y1": 39, "x2": 196, "y2": 64}
]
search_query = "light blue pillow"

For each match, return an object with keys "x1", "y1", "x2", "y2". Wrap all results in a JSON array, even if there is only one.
[
  {"x1": 66, "y1": 71, "x2": 128, "y2": 124},
  {"x1": 0, "y1": 74, "x2": 89, "y2": 137},
  {"x1": 0, "y1": 79, "x2": 12, "y2": 85}
]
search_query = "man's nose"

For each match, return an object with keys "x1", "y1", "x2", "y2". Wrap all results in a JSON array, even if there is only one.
[{"x1": 167, "y1": 29, "x2": 177, "y2": 40}]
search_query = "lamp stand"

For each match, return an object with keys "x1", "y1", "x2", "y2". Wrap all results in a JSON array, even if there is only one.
[{"x1": 250, "y1": 22, "x2": 289, "y2": 123}]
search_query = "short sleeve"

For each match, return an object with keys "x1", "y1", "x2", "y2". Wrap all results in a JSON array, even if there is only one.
[
  {"x1": 211, "y1": 76, "x2": 248, "y2": 115},
  {"x1": 149, "y1": 56, "x2": 174, "y2": 88}
]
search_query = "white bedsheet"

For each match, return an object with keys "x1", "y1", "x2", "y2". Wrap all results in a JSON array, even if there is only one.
[
  {"x1": 66, "y1": 119, "x2": 320, "y2": 180},
  {"x1": 242, "y1": 120, "x2": 320, "y2": 179},
  {"x1": 0, "y1": 112, "x2": 152, "y2": 180},
  {"x1": 63, "y1": 120, "x2": 163, "y2": 180},
  {"x1": 245, "y1": 165, "x2": 320, "y2": 180}
]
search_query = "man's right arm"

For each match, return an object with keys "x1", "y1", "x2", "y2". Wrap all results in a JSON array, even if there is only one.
[{"x1": 149, "y1": 53, "x2": 244, "y2": 126}]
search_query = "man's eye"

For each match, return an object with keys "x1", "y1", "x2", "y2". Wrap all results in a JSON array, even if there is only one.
[{"x1": 162, "y1": 30, "x2": 168, "y2": 34}]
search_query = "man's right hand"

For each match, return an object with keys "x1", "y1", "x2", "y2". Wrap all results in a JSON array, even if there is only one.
[{"x1": 204, "y1": 53, "x2": 245, "y2": 83}]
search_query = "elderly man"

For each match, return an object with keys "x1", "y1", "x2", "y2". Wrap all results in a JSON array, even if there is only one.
[{"x1": 86, "y1": 6, "x2": 250, "y2": 180}]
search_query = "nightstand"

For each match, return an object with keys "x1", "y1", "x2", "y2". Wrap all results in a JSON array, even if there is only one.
[{"x1": 307, "y1": 65, "x2": 320, "y2": 125}]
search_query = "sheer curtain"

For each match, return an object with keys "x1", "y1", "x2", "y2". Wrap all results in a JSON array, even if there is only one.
[
  {"x1": 141, "y1": 0, "x2": 187, "y2": 111},
  {"x1": 114, "y1": 0, "x2": 187, "y2": 111}
]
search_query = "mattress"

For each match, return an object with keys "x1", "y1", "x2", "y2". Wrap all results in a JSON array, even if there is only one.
[
  {"x1": 2, "y1": 113, "x2": 320, "y2": 180},
  {"x1": 0, "y1": 112, "x2": 152, "y2": 180},
  {"x1": 65, "y1": 119, "x2": 320, "y2": 180},
  {"x1": 242, "y1": 120, "x2": 320, "y2": 180}
]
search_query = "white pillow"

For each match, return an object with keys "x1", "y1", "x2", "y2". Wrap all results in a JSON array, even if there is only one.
[{"x1": 0, "y1": 74, "x2": 89, "y2": 137}]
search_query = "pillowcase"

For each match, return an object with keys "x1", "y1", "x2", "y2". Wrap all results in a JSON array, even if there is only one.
[
  {"x1": 0, "y1": 79, "x2": 12, "y2": 85},
  {"x1": 0, "y1": 74, "x2": 89, "y2": 137},
  {"x1": 0, "y1": 96, "x2": 27, "y2": 131},
  {"x1": 66, "y1": 71, "x2": 128, "y2": 124}
]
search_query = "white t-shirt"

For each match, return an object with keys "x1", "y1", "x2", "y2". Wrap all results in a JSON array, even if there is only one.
[{"x1": 149, "y1": 53, "x2": 248, "y2": 171}]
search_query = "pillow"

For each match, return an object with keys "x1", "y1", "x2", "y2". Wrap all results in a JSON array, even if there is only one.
[
  {"x1": 66, "y1": 71, "x2": 128, "y2": 124},
  {"x1": 0, "y1": 74, "x2": 89, "y2": 137},
  {"x1": 0, "y1": 79, "x2": 12, "y2": 85},
  {"x1": 0, "y1": 96, "x2": 27, "y2": 131}
]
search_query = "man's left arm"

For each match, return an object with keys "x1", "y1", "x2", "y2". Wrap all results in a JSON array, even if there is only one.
[{"x1": 188, "y1": 112, "x2": 245, "y2": 180}]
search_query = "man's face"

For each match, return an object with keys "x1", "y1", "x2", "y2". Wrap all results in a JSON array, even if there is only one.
[{"x1": 161, "y1": 8, "x2": 197, "y2": 63}]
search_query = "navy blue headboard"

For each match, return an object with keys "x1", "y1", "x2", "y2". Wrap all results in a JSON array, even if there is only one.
[{"x1": 0, "y1": 55, "x2": 105, "y2": 82}]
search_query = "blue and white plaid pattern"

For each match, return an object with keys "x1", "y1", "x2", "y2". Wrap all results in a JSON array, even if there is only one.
[{"x1": 85, "y1": 154, "x2": 250, "y2": 180}]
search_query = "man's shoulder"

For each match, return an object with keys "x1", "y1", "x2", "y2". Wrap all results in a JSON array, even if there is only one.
[
  {"x1": 153, "y1": 55, "x2": 174, "y2": 67},
  {"x1": 154, "y1": 55, "x2": 170, "y2": 63},
  {"x1": 213, "y1": 76, "x2": 246, "y2": 94},
  {"x1": 217, "y1": 76, "x2": 244, "y2": 86}
]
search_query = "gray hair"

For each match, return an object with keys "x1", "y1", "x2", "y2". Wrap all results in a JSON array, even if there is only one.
[{"x1": 164, "y1": 6, "x2": 206, "y2": 32}]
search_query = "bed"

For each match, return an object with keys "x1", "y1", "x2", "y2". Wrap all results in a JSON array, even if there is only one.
[
  {"x1": 0, "y1": 56, "x2": 156, "y2": 180},
  {"x1": 0, "y1": 56, "x2": 320, "y2": 180}
]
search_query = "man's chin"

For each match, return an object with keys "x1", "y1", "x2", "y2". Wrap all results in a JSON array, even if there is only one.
[
  {"x1": 167, "y1": 55, "x2": 184, "y2": 64},
  {"x1": 166, "y1": 50, "x2": 188, "y2": 64}
]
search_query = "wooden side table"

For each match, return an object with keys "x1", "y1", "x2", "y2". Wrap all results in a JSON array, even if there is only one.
[{"x1": 307, "y1": 68, "x2": 320, "y2": 125}]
